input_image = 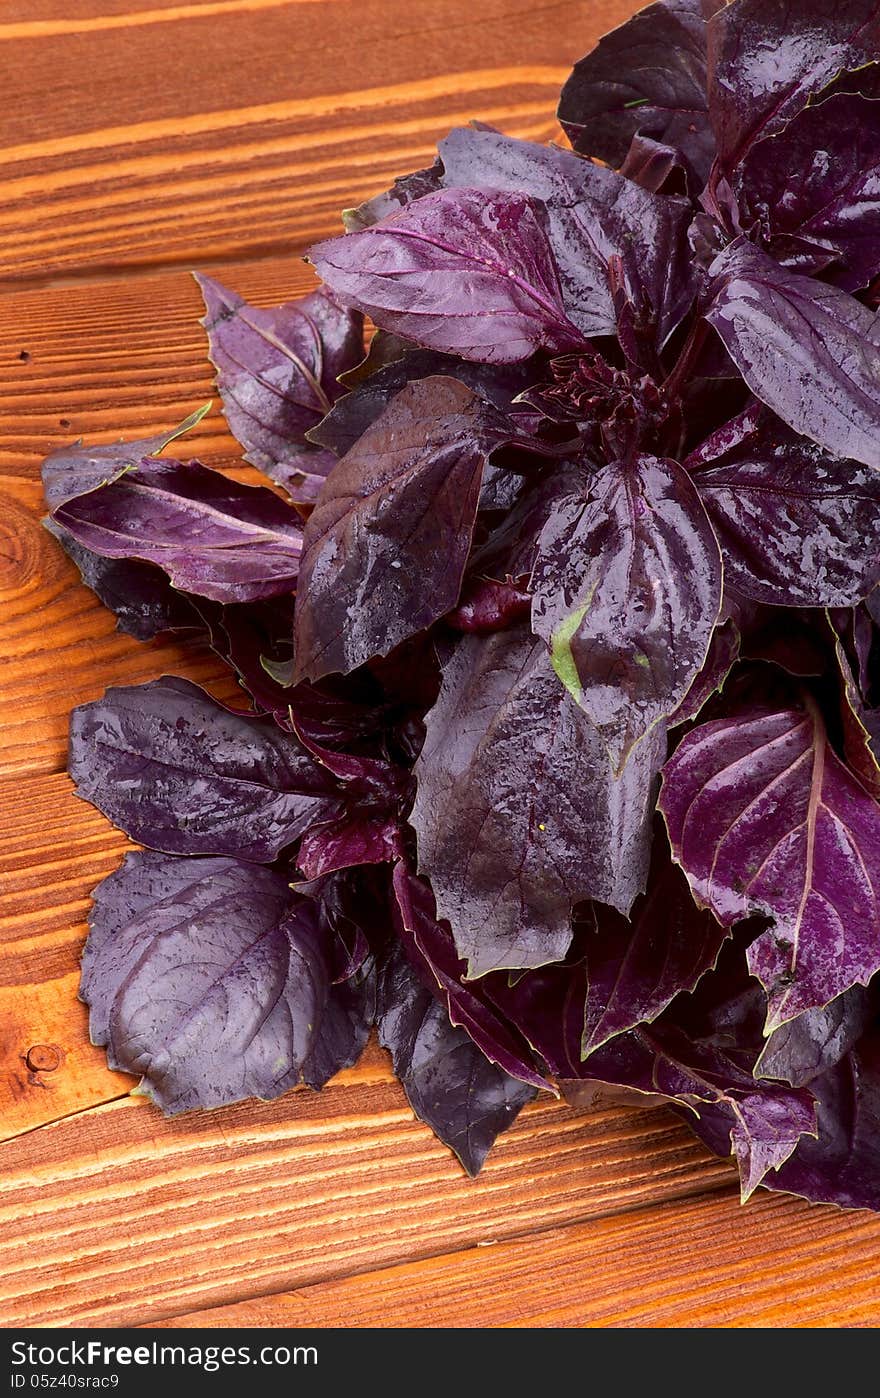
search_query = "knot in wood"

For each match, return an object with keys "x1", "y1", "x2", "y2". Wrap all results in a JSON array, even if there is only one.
[
  {"x1": 26, "y1": 1044, "x2": 62, "y2": 1073},
  {"x1": 0, "y1": 495, "x2": 40, "y2": 592}
]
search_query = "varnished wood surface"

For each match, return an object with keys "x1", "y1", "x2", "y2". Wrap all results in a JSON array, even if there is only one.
[
  {"x1": 0, "y1": 0, "x2": 623, "y2": 285},
  {"x1": 151, "y1": 1189, "x2": 880, "y2": 1329},
  {"x1": 1, "y1": 0, "x2": 879, "y2": 1330},
  {"x1": 0, "y1": 1085, "x2": 734, "y2": 1327}
]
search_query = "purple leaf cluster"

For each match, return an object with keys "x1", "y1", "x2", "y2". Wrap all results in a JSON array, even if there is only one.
[{"x1": 44, "y1": 0, "x2": 880, "y2": 1207}]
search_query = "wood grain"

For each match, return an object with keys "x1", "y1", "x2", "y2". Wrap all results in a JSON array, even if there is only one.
[
  {"x1": 0, "y1": 0, "x2": 636, "y2": 283},
  {"x1": 0, "y1": 1086, "x2": 733, "y2": 1327},
  {"x1": 157, "y1": 1189, "x2": 880, "y2": 1329}
]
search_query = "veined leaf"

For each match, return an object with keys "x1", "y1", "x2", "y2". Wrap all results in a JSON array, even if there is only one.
[
  {"x1": 705, "y1": 240, "x2": 880, "y2": 470},
  {"x1": 660, "y1": 700, "x2": 880, "y2": 1031},
  {"x1": 309, "y1": 187, "x2": 585, "y2": 364},
  {"x1": 411, "y1": 627, "x2": 661, "y2": 977},
  {"x1": 531, "y1": 454, "x2": 722, "y2": 773},
  {"x1": 293, "y1": 376, "x2": 505, "y2": 681},
  {"x1": 559, "y1": 0, "x2": 720, "y2": 183},
  {"x1": 69, "y1": 676, "x2": 340, "y2": 861}
]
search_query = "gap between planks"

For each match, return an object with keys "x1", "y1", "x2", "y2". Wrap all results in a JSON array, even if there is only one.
[
  {"x1": 140, "y1": 1177, "x2": 742, "y2": 1329},
  {"x1": 0, "y1": 1086, "x2": 734, "y2": 1326},
  {"x1": 144, "y1": 1185, "x2": 880, "y2": 1329},
  {"x1": 0, "y1": 242, "x2": 310, "y2": 297}
]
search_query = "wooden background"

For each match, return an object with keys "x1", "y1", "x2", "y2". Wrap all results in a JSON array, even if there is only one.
[{"x1": 2, "y1": 0, "x2": 880, "y2": 1329}]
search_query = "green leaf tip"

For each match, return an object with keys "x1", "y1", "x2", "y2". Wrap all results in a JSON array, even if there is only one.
[
  {"x1": 148, "y1": 402, "x2": 212, "y2": 458},
  {"x1": 550, "y1": 600, "x2": 590, "y2": 703}
]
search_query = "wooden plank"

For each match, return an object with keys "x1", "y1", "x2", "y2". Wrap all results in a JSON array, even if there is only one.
[
  {"x1": 0, "y1": 0, "x2": 635, "y2": 282},
  {"x1": 0, "y1": 1086, "x2": 734, "y2": 1327},
  {"x1": 154, "y1": 1188, "x2": 880, "y2": 1329}
]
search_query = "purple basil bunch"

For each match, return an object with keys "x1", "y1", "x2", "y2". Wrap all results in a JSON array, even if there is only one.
[{"x1": 42, "y1": 0, "x2": 880, "y2": 1207}]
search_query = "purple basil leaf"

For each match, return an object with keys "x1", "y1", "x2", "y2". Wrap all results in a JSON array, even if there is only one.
[
  {"x1": 307, "y1": 349, "x2": 533, "y2": 461},
  {"x1": 484, "y1": 952, "x2": 591, "y2": 1080},
  {"x1": 660, "y1": 700, "x2": 880, "y2": 1031},
  {"x1": 201, "y1": 595, "x2": 297, "y2": 721},
  {"x1": 558, "y1": 0, "x2": 720, "y2": 183},
  {"x1": 833, "y1": 624, "x2": 880, "y2": 799},
  {"x1": 45, "y1": 517, "x2": 201, "y2": 641},
  {"x1": 53, "y1": 456, "x2": 304, "y2": 603},
  {"x1": 444, "y1": 576, "x2": 531, "y2": 634},
  {"x1": 704, "y1": 239, "x2": 880, "y2": 470},
  {"x1": 669, "y1": 616, "x2": 741, "y2": 726},
  {"x1": 290, "y1": 690, "x2": 413, "y2": 811},
  {"x1": 467, "y1": 460, "x2": 583, "y2": 585},
  {"x1": 619, "y1": 133, "x2": 691, "y2": 195},
  {"x1": 41, "y1": 404, "x2": 209, "y2": 513},
  {"x1": 686, "y1": 1089, "x2": 819, "y2": 1201},
  {"x1": 81, "y1": 850, "x2": 333, "y2": 1112},
  {"x1": 337, "y1": 330, "x2": 416, "y2": 388},
  {"x1": 288, "y1": 682, "x2": 393, "y2": 760},
  {"x1": 581, "y1": 840, "x2": 730, "y2": 1054},
  {"x1": 530, "y1": 454, "x2": 722, "y2": 773},
  {"x1": 392, "y1": 862, "x2": 549, "y2": 1090},
  {"x1": 410, "y1": 627, "x2": 661, "y2": 977},
  {"x1": 696, "y1": 438, "x2": 880, "y2": 608},
  {"x1": 706, "y1": 0, "x2": 880, "y2": 175},
  {"x1": 488, "y1": 844, "x2": 730, "y2": 1084},
  {"x1": 309, "y1": 187, "x2": 584, "y2": 364},
  {"x1": 69, "y1": 675, "x2": 340, "y2": 860},
  {"x1": 304, "y1": 351, "x2": 449, "y2": 460},
  {"x1": 293, "y1": 376, "x2": 502, "y2": 682},
  {"x1": 734, "y1": 92, "x2": 880, "y2": 293},
  {"x1": 757, "y1": 986, "x2": 875, "y2": 1089},
  {"x1": 687, "y1": 207, "x2": 731, "y2": 273},
  {"x1": 683, "y1": 398, "x2": 766, "y2": 471},
  {"x1": 287, "y1": 664, "x2": 429, "y2": 794},
  {"x1": 581, "y1": 941, "x2": 819, "y2": 1200},
  {"x1": 299, "y1": 865, "x2": 384, "y2": 983},
  {"x1": 301, "y1": 957, "x2": 377, "y2": 1090},
  {"x1": 437, "y1": 127, "x2": 695, "y2": 348},
  {"x1": 298, "y1": 815, "x2": 402, "y2": 880},
  {"x1": 821, "y1": 61, "x2": 880, "y2": 103},
  {"x1": 766, "y1": 1032, "x2": 880, "y2": 1210},
  {"x1": 342, "y1": 157, "x2": 445, "y2": 231},
  {"x1": 376, "y1": 944, "x2": 536, "y2": 1175},
  {"x1": 195, "y1": 274, "x2": 363, "y2": 500}
]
